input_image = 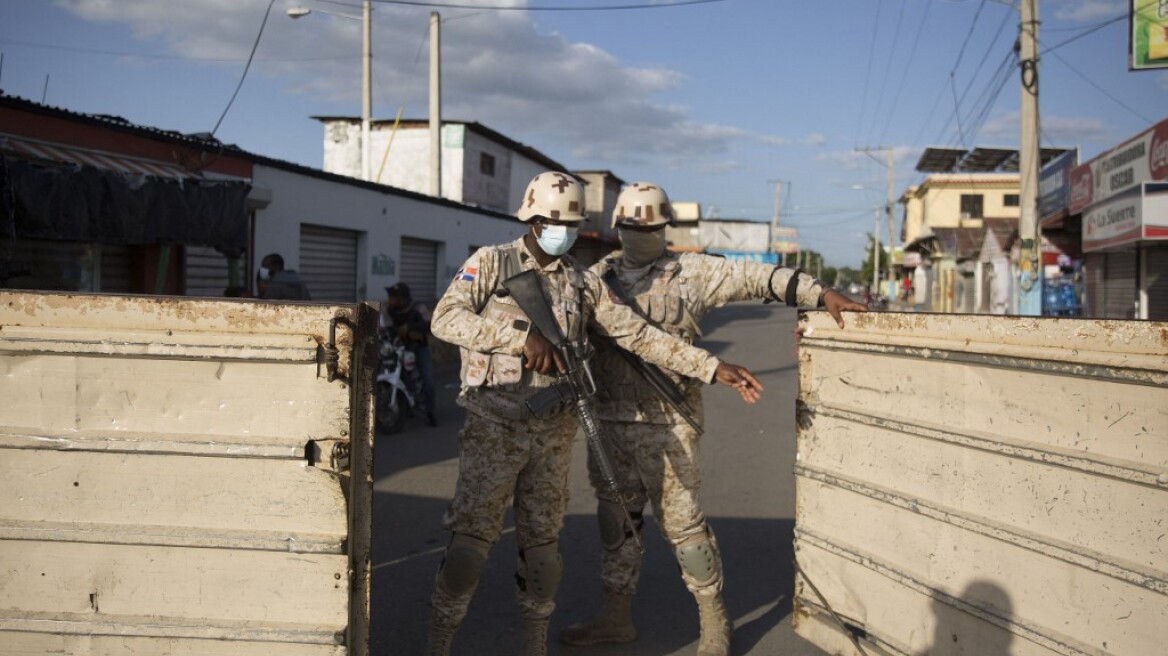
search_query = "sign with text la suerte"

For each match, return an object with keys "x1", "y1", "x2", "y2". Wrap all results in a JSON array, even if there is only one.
[
  {"x1": 1069, "y1": 115, "x2": 1168, "y2": 214},
  {"x1": 1131, "y1": 0, "x2": 1168, "y2": 70}
]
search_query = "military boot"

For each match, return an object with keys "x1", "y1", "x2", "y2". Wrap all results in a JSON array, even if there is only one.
[
  {"x1": 521, "y1": 617, "x2": 550, "y2": 656},
  {"x1": 559, "y1": 592, "x2": 637, "y2": 645},
  {"x1": 694, "y1": 590, "x2": 732, "y2": 656},
  {"x1": 423, "y1": 621, "x2": 455, "y2": 656}
]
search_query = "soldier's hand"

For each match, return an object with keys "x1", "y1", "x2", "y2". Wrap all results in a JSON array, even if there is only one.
[
  {"x1": 713, "y1": 362, "x2": 763, "y2": 404},
  {"x1": 822, "y1": 289, "x2": 867, "y2": 328},
  {"x1": 523, "y1": 329, "x2": 566, "y2": 375}
]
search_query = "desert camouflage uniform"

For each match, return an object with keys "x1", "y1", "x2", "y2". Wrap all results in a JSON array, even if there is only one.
[
  {"x1": 428, "y1": 236, "x2": 721, "y2": 630},
  {"x1": 586, "y1": 250, "x2": 826, "y2": 595}
]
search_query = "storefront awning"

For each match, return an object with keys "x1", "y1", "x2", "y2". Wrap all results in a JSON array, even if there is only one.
[{"x1": 1, "y1": 133, "x2": 191, "y2": 179}]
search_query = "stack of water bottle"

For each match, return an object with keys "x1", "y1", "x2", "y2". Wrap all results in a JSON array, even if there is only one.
[{"x1": 1042, "y1": 277, "x2": 1082, "y2": 317}]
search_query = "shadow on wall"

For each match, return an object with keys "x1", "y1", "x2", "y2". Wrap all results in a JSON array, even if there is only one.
[{"x1": 926, "y1": 580, "x2": 1013, "y2": 656}]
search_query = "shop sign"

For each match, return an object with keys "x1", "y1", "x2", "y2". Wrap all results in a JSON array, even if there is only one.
[
  {"x1": 1039, "y1": 150, "x2": 1077, "y2": 221},
  {"x1": 1069, "y1": 116, "x2": 1168, "y2": 214},
  {"x1": 1084, "y1": 188, "x2": 1143, "y2": 251},
  {"x1": 1145, "y1": 182, "x2": 1168, "y2": 239},
  {"x1": 1130, "y1": 0, "x2": 1168, "y2": 70}
]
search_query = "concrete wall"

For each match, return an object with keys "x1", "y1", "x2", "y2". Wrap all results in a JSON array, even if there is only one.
[{"x1": 252, "y1": 164, "x2": 523, "y2": 303}]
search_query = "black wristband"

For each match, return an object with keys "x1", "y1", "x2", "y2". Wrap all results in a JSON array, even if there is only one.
[{"x1": 785, "y1": 269, "x2": 803, "y2": 307}]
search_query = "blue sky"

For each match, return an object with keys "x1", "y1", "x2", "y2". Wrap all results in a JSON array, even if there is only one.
[{"x1": 1, "y1": 0, "x2": 1164, "y2": 268}]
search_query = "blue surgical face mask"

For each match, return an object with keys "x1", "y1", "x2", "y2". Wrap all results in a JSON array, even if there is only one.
[
  {"x1": 537, "y1": 224, "x2": 578, "y2": 256},
  {"x1": 258, "y1": 266, "x2": 272, "y2": 281}
]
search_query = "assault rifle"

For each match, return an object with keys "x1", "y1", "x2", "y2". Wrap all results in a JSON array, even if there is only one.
[{"x1": 502, "y1": 269, "x2": 643, "y2": 553}]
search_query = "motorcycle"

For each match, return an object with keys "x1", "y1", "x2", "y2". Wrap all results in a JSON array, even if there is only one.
[{"x1": 375, "y1": 334, "x2": 426, "y2": 434}]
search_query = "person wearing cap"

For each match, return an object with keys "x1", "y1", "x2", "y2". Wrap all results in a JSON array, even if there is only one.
[
  {"x1": 558, "y1": 182, "x2": 865, "y2": 656},
  {"x1": 422, "y1": 172, "x2": 767, "y2": 656},
  {"x1": 383, "y1": 282, "x2": 437, "y2": 426}
]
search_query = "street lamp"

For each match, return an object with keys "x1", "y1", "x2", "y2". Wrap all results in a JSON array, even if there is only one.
[{"x1": 288, "y1": 2, "x2": 373, "y2": 182}]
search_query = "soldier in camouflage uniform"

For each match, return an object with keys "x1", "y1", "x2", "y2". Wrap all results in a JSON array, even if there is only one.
[
  {"x1": 424, "y1": 172, "x2": 765, "y2": 656},
  {"x1": 560, "y1": 182, "x2": 865, "y2": 656}
]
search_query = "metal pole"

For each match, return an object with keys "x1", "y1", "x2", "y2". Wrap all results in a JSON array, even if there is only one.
[
  {"x1": 872, "y1": 209, "x2": 881, "y2": 296},
  {"x1": 885, "y1": 148, "x2": 896, "y2": 298},
  {"x1": 361, "y1": 0, "x2": 372, "y2": 182},
  {"x1": 1017, "y1": 0, "x2": 1041, "y2": 315},
  {"x1": 429, "y1": 11, "x2": 442, "y2": 197}
]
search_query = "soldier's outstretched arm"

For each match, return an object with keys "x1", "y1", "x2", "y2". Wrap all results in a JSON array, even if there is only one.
[
  {"x1": 713, "y1": 361, "x2": 763, "y2": 403},
  {"x1": 820, "y1": 289, "x2": 867, "y2": 328}
]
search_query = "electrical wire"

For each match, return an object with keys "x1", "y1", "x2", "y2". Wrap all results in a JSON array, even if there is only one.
[
  {"x1": 370, "y1": 0, "x2": 727, "y2": 9},
  {"x1": 211, "y1": 0, "x2": 276, "y2": 137},
  {"x1": 1044, "y1": 47, "x2": 1153, "y2": 124},
  {"x1": 0, "y1": 38, "x2": 351, "y2": 62},
  {"x1": 866, "y1": 0, "x2": 907, "y2": 142},
  {"x1": 877, "y1": 1, "x2": 931, "y2": 144},
  {"x1": 854, "y1": 0, "x2": 885, "y2": 148}
]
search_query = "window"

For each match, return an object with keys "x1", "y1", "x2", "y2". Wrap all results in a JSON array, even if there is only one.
[
  {"x1": 1004, "y1": 194, "x2": 1019, "y2": 207},
  {"x1": 480, "y1": 152, "x2": 495, "y2": 177},
  {"x1": 960, "y1": 194, "x2": 984, "y2": 219}
]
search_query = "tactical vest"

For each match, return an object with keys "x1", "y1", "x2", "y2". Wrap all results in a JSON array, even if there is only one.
[{"x1": 459, "y1": 245, "x2": 586, "y2": 392}]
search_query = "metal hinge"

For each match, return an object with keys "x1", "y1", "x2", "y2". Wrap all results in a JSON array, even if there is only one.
[{"x1": 308, "y1": 438, "x2": 351, "y2": 473}]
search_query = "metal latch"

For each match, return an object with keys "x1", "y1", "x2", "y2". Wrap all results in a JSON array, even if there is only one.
[
  {"x1": 308, "y1": 438, "x2": 351, "y2": 473},
  {"x1": 323, "y1": 314, "x2": 355, "y2": 384}
]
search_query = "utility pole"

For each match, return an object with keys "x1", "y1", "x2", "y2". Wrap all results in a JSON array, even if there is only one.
[
  {"x1": 429, "y1": 11, "x2": 442, "y2": 197},
  {"x1": 855, "y1": 147, "x2": 896, "y2": 298},
  {"x1": 1017, "y1": 0, "x2": 1042, "y2": 315},
  {"x1": 361, "y1": 0, "x2": 372, "y2": 182},
  {"x1": 767, "y1": 179, "x2": 788, "y2": 266},
  {"x1": 871, "y1": 208, "x2": 881, "y2": 295}
]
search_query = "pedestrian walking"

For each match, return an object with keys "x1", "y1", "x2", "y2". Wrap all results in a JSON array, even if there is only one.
[
  {"x1": 560, "y1": 182, "x2": 865, "y2": 656},
  {"x1": 423, "y1": 172, "x2": 764, "y2": 656}
]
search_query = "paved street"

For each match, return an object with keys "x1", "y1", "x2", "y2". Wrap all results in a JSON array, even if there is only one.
[{"x1": 370, "y1": 302, "x2": 826, "y2": 656}]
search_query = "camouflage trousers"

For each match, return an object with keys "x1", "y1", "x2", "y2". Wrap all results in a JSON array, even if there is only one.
[
  {"x1": 589, "y1": 419, "x2": 721, "y2": 595},
  {"x1": 433, "y1": 407, "x2": 576, "y2": 625}
]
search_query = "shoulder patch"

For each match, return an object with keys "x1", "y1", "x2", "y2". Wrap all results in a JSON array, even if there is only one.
[{"x1": 454, "y1": 266, "x2": 477, "y2": 282}]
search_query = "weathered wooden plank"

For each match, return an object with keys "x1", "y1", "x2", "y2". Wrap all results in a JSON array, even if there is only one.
[
  {"x1": 798, "y1": 416, "x2": 1167, "y2": 575},
  {"x1": 0, "y1": 354, "x2": 348, "y2": 441},
  {"x1": 795, "y1": 543, "x2": 1073, "y2": 656},
  {"x1": 0, "y1": 541, "x2": 349, "y2": 627},
  {"x1": 801, "y1": 342, "x2": 1168, "y2": 469}
]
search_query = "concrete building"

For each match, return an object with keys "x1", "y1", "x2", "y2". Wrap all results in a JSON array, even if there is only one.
[
  {"x1": 1, "y1": 95, "x2": 522, "y2": 306},
  {"x1": 316, "y1": 118, "x2": 621, "y2": 265}
]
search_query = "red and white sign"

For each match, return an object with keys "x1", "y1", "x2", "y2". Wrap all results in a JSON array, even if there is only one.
[{"x1": 1068, "y1": 116, "x2": 1168, "y2": 214}]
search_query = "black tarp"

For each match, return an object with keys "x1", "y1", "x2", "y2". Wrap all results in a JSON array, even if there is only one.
[{"x1": 0, "y1": 154, "x2": 250, "y2": 252}]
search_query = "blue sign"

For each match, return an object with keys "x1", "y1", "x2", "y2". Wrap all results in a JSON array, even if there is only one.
[
  {"x1": 707, "y1": 250, "x2": 779, "y2": 264},
  {"x1": 1039, "y1": 150, "x2": 1078, "y2": 221}
]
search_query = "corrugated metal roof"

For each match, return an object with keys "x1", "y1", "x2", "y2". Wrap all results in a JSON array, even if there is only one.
[{"x1": 1, "y1": 133, "x2": 190, "y2": 179}]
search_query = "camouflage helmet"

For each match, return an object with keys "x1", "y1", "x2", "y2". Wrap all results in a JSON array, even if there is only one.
[
  {"x1": 516, "y1": 171, "x2": 586, "y2": 223},
  {"x1": 612, "y1": 182, "x2": 674, "y2": 228}
]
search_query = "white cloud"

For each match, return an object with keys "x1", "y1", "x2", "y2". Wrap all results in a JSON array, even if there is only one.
[
  {"x1": 55, "y1": 0, "x2": 749, "y2": 173},
  {"x1": 1053, "y1": 1, "x2": 1123, "y2": 23},
  {"x1": 802, "y1": 132, "x2": 827, "y2": 147},
  {"x1": 981, "y1": 111, "x2": 1109, "y2": 144}
]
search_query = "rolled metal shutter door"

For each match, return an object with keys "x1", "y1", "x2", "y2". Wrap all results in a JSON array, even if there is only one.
[
  {"x1": 183, "y1": 245, "x2": 230, "y2": 298},
  {"x1": 399, "y1": 237, "x2": 439, "y2": 306},
  {"x1": 300, "y1": 224, "x2": 359, "y2": 302},
  {"x1": 1146, "y1": 244, "x2": 1168, "y2": 321},
  {"x1": 1103, "y1": 250, "x2": 1137, "y2": 319}
]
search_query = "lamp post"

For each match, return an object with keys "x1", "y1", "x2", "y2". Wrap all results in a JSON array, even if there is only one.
[{"x1": 288, "y1": 2, "x2": 373, "y2": 182}]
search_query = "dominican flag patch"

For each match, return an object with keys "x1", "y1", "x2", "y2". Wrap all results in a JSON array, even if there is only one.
[{"x1": 454, "y1": 266, "x2": 477, "y2": 282}]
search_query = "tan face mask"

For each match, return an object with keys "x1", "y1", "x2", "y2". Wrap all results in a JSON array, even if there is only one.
[{"x1": 618, "y1": 227, "x2": 666, "y2": 268}]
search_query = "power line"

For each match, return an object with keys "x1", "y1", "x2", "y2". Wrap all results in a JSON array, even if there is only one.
[
  {"x1": 370, "y1": 0, "x2": 727, "y2": 9},
  {"x1": 1044, "y1": 47, "x2": 1153, "y2": 124},
  {"x1": 854, "y1": 0, "x2": 884, "y2": 149},
  {"x1": 866, "y1": 0, "x2": 907, "y2": 143},
  {"x1": 878, "y1": 0, "x2": 931, "y2": 144},
  {"x1": 0, "y1": 38, "x2": 352, "y2": 63},
  {"x1": 211, "y1": 0, "x2": 276, "y2": 137}
]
